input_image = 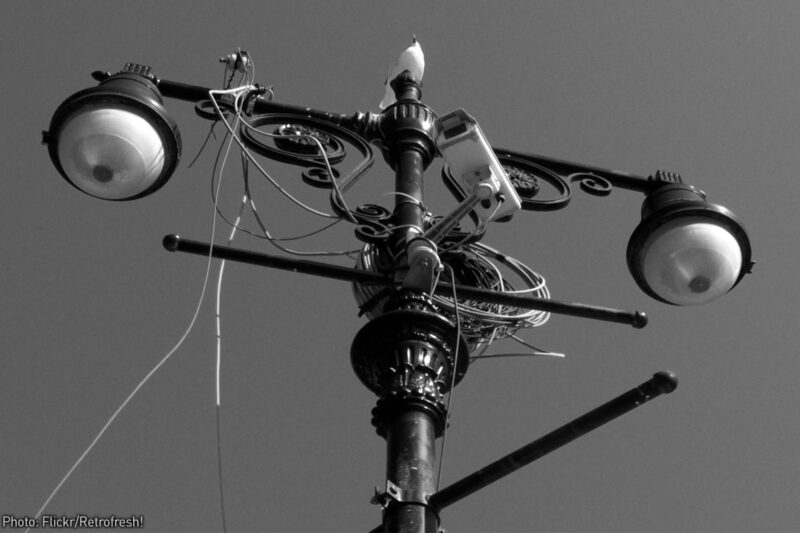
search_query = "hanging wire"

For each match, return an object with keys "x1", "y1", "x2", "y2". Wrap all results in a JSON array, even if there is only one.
[
  {"x1": 213, "y1": 116, "x2": 249, "y2": 408},
  {"x1": 468, "y1": 332, "x2": 565, "y2": 364},
  {"x1": 243, "y1": 166, "x2": 361, "y2": 258},
  {"x1": 209, "y1": 149, "x2": 348, "y2": 245},
  {"x1": 268, "y1": 218, "x2": 344, "y2": 241},
  {"x1": 24, "y1": 89, "x2": 246, "y2": 533},
  {"x1": 238, "y1": 119, "x2": 358, "y2": 223},
  {"x1": 210, "y1": 61, "x2": 376, "y2": 261},
  {"x1": 205, "y1": 85, "x2": 357, "y2": 258},
  {"x1": 355, "y1": 240, "x2": 551, "y2": 351},
  {"x1": 211, "y1": 56, "x2": 260, "y2": 533},
  {"x1": 188, "y1": 122, "x2": 219, "y2": 169},
  {"x1": 29, "y1": 55, "x2": 358, "y2": 533},
  {"x1": 244, "y1": 49, "x2": 255, "y2": 86},
  {"x1": 213, "y1": 192, "x2": 247, "y2": 533},
  {"x1": 222, "y1": 48, "x2": 254, "y2": 90},
  {"x1": 436, "y1": 264, "x2": 463, "y2": 491},
  {"x1": 26, "y1": 282, "x2": 216, "y2": 533},
  {"x1": 382, "y1": 190, "x2": 427, "y2": 209},
  {"x1": 470, "y1": 351, "x2": 565, "y2": 361},
  {"x1": 212, "y1": 192, "x2": 248, "y2": 533},
  {"x1": 208, "y1": 88, "x2": 343, "y2": 221}
]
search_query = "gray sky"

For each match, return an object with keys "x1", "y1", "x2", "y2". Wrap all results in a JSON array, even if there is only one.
[{"x1": 2, "y1": 1, "x2": 798, "y2": 532}]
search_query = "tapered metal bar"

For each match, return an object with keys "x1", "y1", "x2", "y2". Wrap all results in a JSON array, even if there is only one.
[
  {"x1": 439, "y1": 283, "x2": 647, "y2": 328},
  {"x1": 162, "y1": 234, "x2": 647, "y2": 328},
  {"x1": 427, "y1": 371, "x2": 678, "y2": 513},
  {"x1": 443, "y1": 284, "x2": 648, "y2": 328},
  {"x1": 162, "y1": 234, "x2": 388, "y2": 285}
]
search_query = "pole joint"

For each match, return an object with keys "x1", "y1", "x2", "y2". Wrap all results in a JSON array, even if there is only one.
[
  {"x1": 379, "y1": 73, "x2": 438, "y2": 169},
  {"x1": 352, "y1": 291, "x2": 468, "y2": 438}
]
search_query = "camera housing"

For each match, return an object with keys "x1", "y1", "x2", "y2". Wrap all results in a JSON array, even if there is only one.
[{"x1": 435, "y1": 109, "x2": 521, "y2": 222}]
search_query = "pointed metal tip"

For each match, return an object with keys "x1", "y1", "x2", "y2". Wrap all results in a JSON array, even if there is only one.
[{"x1": 412, "y1": 34, "x2": 417, "y2": 43}]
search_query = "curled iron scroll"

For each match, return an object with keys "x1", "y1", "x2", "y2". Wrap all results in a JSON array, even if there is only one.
[
  {"x1": 572, "y1": 173, "x2": 613, "y2": 197},
  {"x1": 241, "y1": 114, "x2": 347, "y2": 165},
  {"x1": 240, "y1": 113, "x2": 374, "y2": 219},
  {"x1": 493, "y1": 151, "x2": 572, "y2": 211},
  {"x1": 352, "y1": 204, "x2": 407, "y2": 245}
]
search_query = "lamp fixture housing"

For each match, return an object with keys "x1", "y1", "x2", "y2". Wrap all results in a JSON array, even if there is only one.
[
  {"x1": 43, "y1": 65, "x2": 181, "y2": 200},
  {"x1": 627, "y1": 184, "x2": 753, "y2": 306}
]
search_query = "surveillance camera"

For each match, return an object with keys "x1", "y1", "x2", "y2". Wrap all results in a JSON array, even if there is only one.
[{"x1": 435, "y1": 109, "x2": 521, "y2": 222}]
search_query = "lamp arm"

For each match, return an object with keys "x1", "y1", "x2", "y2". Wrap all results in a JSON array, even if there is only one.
[
  {"x1": 494, "y1": 147, "x2": 683, "y2": 195},
  {"x1": 161, "y1": 77, "x2": 380, "y2": 138},
  {"x1": 90, "y1": 69, "x2": 379, "y2": 139},
  {"x1": 444, "y1": 146, "x2": 687, "y2": 217}
]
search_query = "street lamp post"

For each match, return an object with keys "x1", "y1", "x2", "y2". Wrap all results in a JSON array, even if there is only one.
[
  {"x1": 350, "y1": 73, "x2": 451, "y2": 533},
  {"x1": 41, "y1": 45, "x2": 753, "y2": 533}
]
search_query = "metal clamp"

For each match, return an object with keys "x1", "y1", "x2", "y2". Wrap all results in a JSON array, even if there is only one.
[
  {"x1": 371, "y1": 480, "x2": 431, "y2": 509},
  {"x1": 401, "y1": 238, "x2": 442, "y2": 293}
]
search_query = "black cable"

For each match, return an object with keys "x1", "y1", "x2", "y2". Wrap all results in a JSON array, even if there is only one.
[{"x1": 188, "y1": 122, "x2": 219, "y2": 169}]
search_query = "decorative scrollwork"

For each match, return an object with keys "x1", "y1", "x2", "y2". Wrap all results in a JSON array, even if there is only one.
[
  {"x1": 352, "y1": 204, "x2": 396, "y2": 244},
  {"x1": 240, "y1": 114, "x2": 374, "y2": 218},
  {"x1": 354, "y1": 204, "x2": 393, "y2": 222},
  {"x1": 302, "y1": 166, "x2": 341, "y2": 188},
  {"x1": 355, "y1": 223, "x2": 395, "y2": 244},
  {"x1": 494, "y1": 151, "x2": 572, "y2": 211},
  {"x1": 490, "y1": 147, "x2": 663, "y2": 209},
  {"x1": 273, "y1": 123, "x2": 346, "y2": 162},
  {"x1": 442, "y1": 150, "x2": 573, "y2": 215},
  {"x1": 504, "y1": 164, "x2": 541, "y2": 198},
  {"x1": 241, "y1": 114, "x2": 349, "y2": 166},
  {"x1": 573, "y1": 173, "x2": 612, "y2": 197}
]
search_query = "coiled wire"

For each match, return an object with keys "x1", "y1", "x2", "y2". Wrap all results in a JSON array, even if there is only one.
[{"x1": 353, "y1": 241, "x2": 551, "y2": 352}]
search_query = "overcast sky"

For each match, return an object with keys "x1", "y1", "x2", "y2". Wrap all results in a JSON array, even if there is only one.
[{"x1": 3, "y1": 1, "x2": 799, "y2": 532}]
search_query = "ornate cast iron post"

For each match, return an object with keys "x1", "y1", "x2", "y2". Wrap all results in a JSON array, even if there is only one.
[
  {"x1": 45, "y1": 49, "x2": 753, "y2": 532},
  {"x1": 350, "y1": 73, "x2": 468, "y2": 533}
]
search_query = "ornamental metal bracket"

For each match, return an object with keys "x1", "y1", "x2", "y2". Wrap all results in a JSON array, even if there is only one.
[
  {"x1": 238, "y1": 113, "x2": 375, "y2": 219},
  {"x1": 443, "y1": 146, "x2": 685, "y2": 220}
]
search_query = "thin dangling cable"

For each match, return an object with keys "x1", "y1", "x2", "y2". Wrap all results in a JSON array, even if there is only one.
[
  {"x1": 214, "y1": 194, "x2": 246, "y2": 533},
  {"x1": 436, "y1": 264, "x2": 462, "y2": 491},
  {"x1": 23, "y1": 103, "x2": 243, "y2": 533}
]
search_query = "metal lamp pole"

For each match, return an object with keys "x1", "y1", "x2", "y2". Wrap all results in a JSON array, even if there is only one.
[
  {"x1": 153, "y1": 71, "x2": 682, "y2": 533},
  {"x1": 349, "y1": 74, "x2": 678, "y2": 533},
  {"x1": 350, "y1": 73, "x2": 454, "y2": 533},
  {"x1": 43, "y1": 52, "x2": 753, "y2": 533}
]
